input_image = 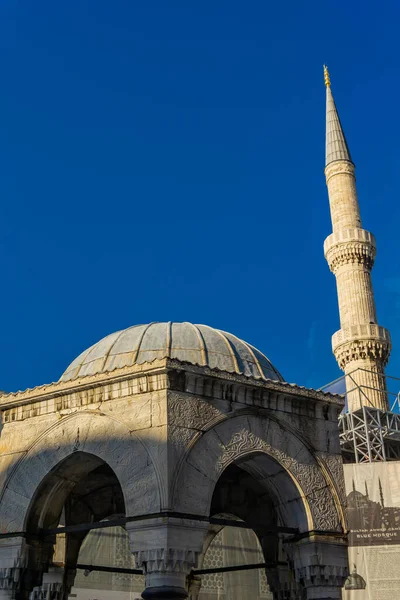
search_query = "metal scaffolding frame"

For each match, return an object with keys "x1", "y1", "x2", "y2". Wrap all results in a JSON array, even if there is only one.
[{"x1": 320, "y1": 369, "x2": 400, "y2": 463}]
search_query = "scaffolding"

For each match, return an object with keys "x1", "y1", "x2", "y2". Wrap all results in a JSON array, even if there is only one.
[{"x1": 320, "y1": 369, "x2": 400, "y2": 463}]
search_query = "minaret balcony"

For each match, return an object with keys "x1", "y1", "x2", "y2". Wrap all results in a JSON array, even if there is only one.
[
  {"x1": 332, "y1": 324, "x2": 391, "y2": 369},
  {"x1": 324, "y1": 228, "x2": 376, "y2": 272}
]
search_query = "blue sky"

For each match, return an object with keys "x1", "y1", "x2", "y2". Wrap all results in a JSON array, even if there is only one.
[{"x1": 0, "y1": 0, "x2": 399, "y2": 393}]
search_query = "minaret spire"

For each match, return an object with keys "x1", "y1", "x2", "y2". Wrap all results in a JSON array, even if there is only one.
[
  {"x1": 323, "y1": 67, "x2": 391, "y2": 412},
  {"x1": 324, "y1": 66, "x2": 352, "y2": 166},
  {"x1": 379, "y1": 478, "x2": 385, "y2": 507}
]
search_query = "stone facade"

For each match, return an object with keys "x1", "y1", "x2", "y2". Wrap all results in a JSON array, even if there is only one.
[{"x1": 0, "y1": 357, "x2": 348, "y2": 599}]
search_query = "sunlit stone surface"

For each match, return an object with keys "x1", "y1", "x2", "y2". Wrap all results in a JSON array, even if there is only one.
[{"x1": 0, "y1": 322, "x2": 348, "y2": 599}]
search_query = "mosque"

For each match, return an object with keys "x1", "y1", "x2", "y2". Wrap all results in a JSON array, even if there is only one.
[{"x1": 0, "y1": 69, "x2": 393, "y2": 600}]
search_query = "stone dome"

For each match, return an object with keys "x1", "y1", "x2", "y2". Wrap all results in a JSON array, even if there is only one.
[
  {"x1": 60, "y1": 322, "x2": 283, "y2": 382},
  {"x1": 344, "y1": 566, "x2": 366, "y2": 590}
]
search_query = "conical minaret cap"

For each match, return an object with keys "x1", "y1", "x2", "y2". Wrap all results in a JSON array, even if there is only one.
[{"x1": 324, "y1": 66, "x2": 352, "y2": 166}]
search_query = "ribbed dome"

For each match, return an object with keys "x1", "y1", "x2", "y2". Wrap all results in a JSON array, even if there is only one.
[{"x1": 60, "y1": 322, "x2": 283, "y2": 382}]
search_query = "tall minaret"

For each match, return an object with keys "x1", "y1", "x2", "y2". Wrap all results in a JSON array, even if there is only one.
[{"x1": 323, "y1": 66, "x2": 391, "y2": 412}]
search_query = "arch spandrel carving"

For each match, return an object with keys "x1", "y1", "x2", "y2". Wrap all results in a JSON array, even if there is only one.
[
  {"x1": 316, "y1": 451, "x2": 348, "y2": 528},
  {"x1": 0, "y1": 411, "x2": 161, "y2": 533},
  {"x1": 172, "y1": 414, "x2": 343, "y2": 533}
]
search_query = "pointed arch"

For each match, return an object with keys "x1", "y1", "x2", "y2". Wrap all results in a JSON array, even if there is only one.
[
  {"x1": 0, "y1": 411, "x2": 161, "y2": 533},
  {"x1": 172, "y1": 413, "x2": 343, "y2": 533}
]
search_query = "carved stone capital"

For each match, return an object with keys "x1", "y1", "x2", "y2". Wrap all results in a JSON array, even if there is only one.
[
  {"x1": 133, "y1": 548, "x2": 195, "y2": 599},
  {"x1": 286, "y1": 536, "x2": 348, "y2": 600},
  {"x1": 295, "y1": 564, "x2": 348, "y2": 589},
  {"x1": 29, "y1": 567, "x2": 64, "y2": 600},
  {"x1": 127, "y1": 518, "x2": 207, "y2": 597},
  {"x1": 134, "y1": 548, "x2": 200, "y2": 576},
  {"x1": 0, "y1": 569, "x2": 17, "y2": 595},
  {"x1": 324, "y1": 228, "x2": 376, "y2": 273},
  {"x1": 332, "y1": 325, "x2": 391, "y2": 369},
  {"x1": 0, "y1": 539, "x2": 29, "y2": 598},
  {"x1": 265, "y1": 565, "x2": 305, "y2": 600}
]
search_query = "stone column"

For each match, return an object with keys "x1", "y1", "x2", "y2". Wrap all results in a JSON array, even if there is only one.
[
  {"x1": 0, "y1": 570, "x2": 16, "y2": 600},
  {"x1": 127, "y1": 518, "x2": 207, "y2": 600},
  {"x1": 286, "y1": 535, "x2": 348, "y2": 600},
  {"x1": 187, "y1": 574, "x2": 201, "y2": 600},
  {"x1": 26, "y1": 529, "x2": 80, "y2": 600},
  {"x1": 265, "y1": 564, "x2": 304, "y2": 600},
  {"x1": 0, "y1": 538, "x2": 29, "y2": 599},
  {"x1": 0, "y1": 533, "x2": 77, "y2": 600},
  {"x1": 258, "y1": 532, "x2": 304, "y2": 600},
  {"x1": 29, "y1": 567, "x2": 64, "y2": 600}
]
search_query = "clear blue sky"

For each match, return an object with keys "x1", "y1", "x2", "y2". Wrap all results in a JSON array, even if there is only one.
[{"x1": 1, "y1": 0, "x2": 399, "y2": 393}]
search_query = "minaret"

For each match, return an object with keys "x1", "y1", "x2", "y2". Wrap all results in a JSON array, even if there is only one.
[
  {"x1": 364, "y1": 481, "x2": 369, "y2": 499},
  {"x1": 379, "y1": 478, "x2": 385, "y2": 507},
  {"x1": 323, "y1": 66, "x2": 391, "y2": 412}
]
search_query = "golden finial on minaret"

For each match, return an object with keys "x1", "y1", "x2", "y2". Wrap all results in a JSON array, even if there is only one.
[{"x1": 324, "y1": 64, "x2": 331, "y2": 87}]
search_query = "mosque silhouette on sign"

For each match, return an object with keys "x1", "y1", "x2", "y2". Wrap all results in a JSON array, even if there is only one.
[{"x1": 347, "y1": 479, "x2": 400, "y2": 543}]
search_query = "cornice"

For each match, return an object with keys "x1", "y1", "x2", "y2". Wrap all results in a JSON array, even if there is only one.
[{"x1": 0, "y1": 358, "x2": 343, "y2": 414}]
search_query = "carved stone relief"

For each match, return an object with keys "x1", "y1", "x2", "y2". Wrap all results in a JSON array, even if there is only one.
[
  {"x1": 174, "y1": 415, "x2": 342, "y2": 532},
  {"x1": 168, "y1": 392, "x2": 223, "y2": 430},
  {"x1": 317, "y1": 452, "x2": 347, "y2": 519}
]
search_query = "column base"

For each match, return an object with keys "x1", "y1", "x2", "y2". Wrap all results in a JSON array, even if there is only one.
[{"x1": 142, "y1": 586, "x2": 188, "y2": 599}]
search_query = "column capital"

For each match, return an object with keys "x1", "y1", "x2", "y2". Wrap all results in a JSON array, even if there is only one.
[
  {"x1": 29, "y1": 567, "x2": 64, "y2": 600},
  {"x1": 265, "y1": 564, "x2": 304, "y2": 599},
  {"x1": 285, "y1": 535, "x2": 348, "y2": 600},
  {"x1": 127, "y1": 518, "x2": 208, "y2": 600},
  {"x1": 0, "y1": 537, "x2": 29, "y2": 599}
]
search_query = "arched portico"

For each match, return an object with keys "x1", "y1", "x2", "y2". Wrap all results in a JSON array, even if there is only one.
[
  {"x1": 0, "y1": 411, "x2": 161, "y2": 599},
  {"x1": 163, "y1": 412, "x2": 347, "y2": 600},
  {"x1": 0, "y1": 411, "x2": 161, "y2": 533},
  {"x1": 0, "y1": 356, "x2": 348, "y2": 600},
  {"x1": 173, "y1": 413, "x2": 342, "y2": 533},
  {"x1": 25, "y1": 450, "x2": 126, "y2": 600}
]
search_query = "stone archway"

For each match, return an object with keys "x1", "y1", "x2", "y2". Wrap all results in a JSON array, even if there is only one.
[
  {"x1": 170, "y1": 412, "x2": 348, "y2": 600},
  {"x1": 0, "y1": 410, "x2": 161, "y2": 534},
  {"x1": 173, "y1": 413, "x2": 343, "y2": 533},
  {"x1": 25, "y1": 451, "x2": 125, "y2": 533},
  {"x1": 204, "y1": 460, "x2": 306, "y2": 600},
  {"x1": 24, "y1": 450, "x2": 126, "y2": 600},
  {"x1": 0, "y1": 411, "x2": 161, "y2": 600},
  {"x1": 0, "y1": 371, "x2": 348, "y2": 600},
  {"x1": 193, "y1": 520, "x2": 270, "y2": 600}
]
